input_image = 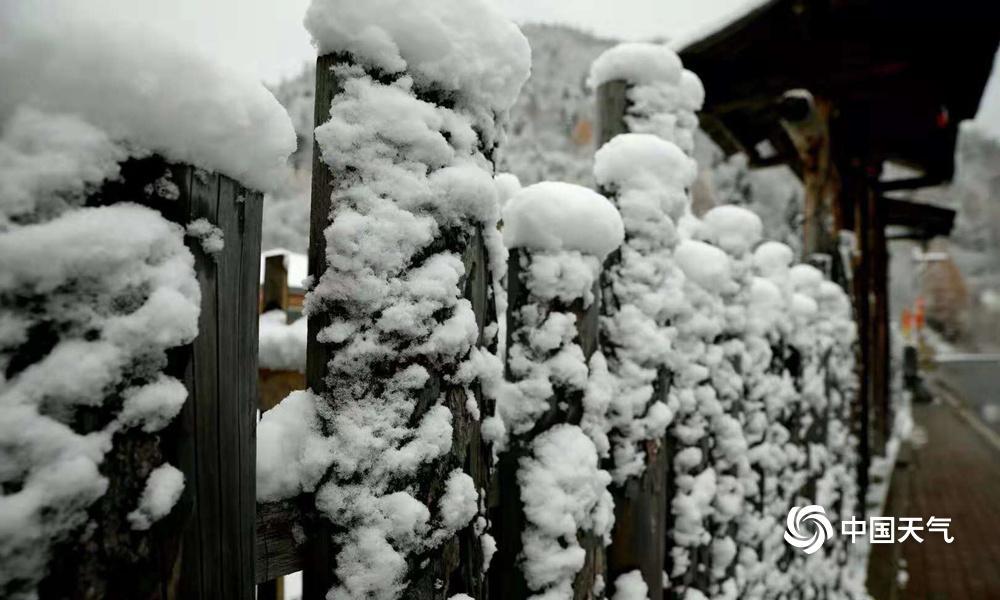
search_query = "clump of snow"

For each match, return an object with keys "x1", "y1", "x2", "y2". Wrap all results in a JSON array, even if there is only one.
[
  {"x1": 674, "y1": 240, "x2": 733, "y2": 294},
  {"x1": 701, "y1": 205, "x2": 763, "y2": 255},
  {"x1": 0, "y1": 107, "x2": 127, "y2": 227},
  {"x1": 0, "y1": 130, "x2": 199, "y2": 595},
  {"x1": 127, "y1": 464, "x2": 185, "y2": 530},
  {"x1": 753, "y1": 241, "x2": 794, "y2": 278},
  {"x1": 518, "y1": 425, "x2": 614, "y2": 598},
  {"x1": 186, "y1": 218, "x2": 225, "y2": 255},
  {"x1": 591, "y1": 43, "x2": 701, "y2": 154},
  {"x1": 118, "y1": 375, "x2": 188, "y2": 433},
  {"x1": 494, "y1": 172, "x2": 522, "y2": 209},
  {"x1": 305, "y1": 0, "x2": 531, "y2": 113},
  {"x1": 438, "y1": 470, "x2": 478, "y2": 533},
  {"x1": 258, "y1": 311, "x2": 308, "y2": 372},
  {"x1": 256, "y1": 390, "x2": 332, "y2": 502},
  {"x1": 594, "y1": 133, "x2": 697, "y2": 221},
  {"x1": 679, "y1": 70, "x2": 706, "y2": 112},
  {"x1": 612, "y1": 570, "x2": 649, "y2": 600},
  {"x1": 589, "y1": 43, "x2": 682, "y2": 89},
  {"x1": 0, "y1": 1, "x2": 295, "y2": 191},
  {"x1": 503, "y1": 182, "x2": 624, "y2": 260}
]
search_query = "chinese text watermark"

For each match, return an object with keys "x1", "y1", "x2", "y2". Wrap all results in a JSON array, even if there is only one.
[{"x1": 785, "y1": 505, "x2": 954, "y2": 554}]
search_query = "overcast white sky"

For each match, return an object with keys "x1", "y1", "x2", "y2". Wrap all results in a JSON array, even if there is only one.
[
  {"x1": 81, "y1": 0, "x2": 999, "y2": 129},
  {"x1": 107, "y1": 0, "x2": 756, "y2": 84}
]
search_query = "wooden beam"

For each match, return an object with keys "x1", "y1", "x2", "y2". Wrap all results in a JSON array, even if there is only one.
[
  {"x1": 883, "y1": 197, "x2": 955, "y2": 237},
  {"x1": 255, "y1": 502, "x2": 307, "y2": 584},
  {"x1": 875, "y1": 175, "x2": 946, "y2": 192},
  {"x1": 777, "y1": 90, "x2": 842, "y2": 263}
]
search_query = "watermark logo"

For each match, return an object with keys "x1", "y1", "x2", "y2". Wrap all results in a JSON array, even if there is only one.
[
  {"x1": 784, "y1": 507, "x2": 955, "y2": 553},
  {"x1": 784, "y1": 505, "x2": 834, "y2": 554}
]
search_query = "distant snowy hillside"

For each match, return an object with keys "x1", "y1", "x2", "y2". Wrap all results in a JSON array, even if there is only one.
[{"x1": 496, "y1": 24, "x2": 615, "y2": 186}]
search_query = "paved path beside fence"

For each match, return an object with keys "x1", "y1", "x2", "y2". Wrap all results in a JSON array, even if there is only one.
[{"x1": 880, "y1": 381, "x2": 1000, "y2": 599}]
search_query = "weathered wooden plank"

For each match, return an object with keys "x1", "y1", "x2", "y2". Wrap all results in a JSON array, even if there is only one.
[
  {"x1": 596, "y1": 80, "x2": 630, "y2": 149},
  {"x1": 262, "y1": 254, "x2": 290, "y2": 313},
  {"x1": 606, "y1": 437, "x2": 668, "y2": 597},
  {"x1": 216, "y1": 174, "x2": 245, "y2": 599},
  {"x1": 259, "y1": 369, "x2": 306, "y2": 412},
  {"x1": 236, "y1": 183, "x2": 264, "y2": 599},
  {"x1": 302, "y1": 52, "x2": 340, "y2": 600},
  {"x1": 255, "y1": 502, "x2": 308, "y2": 584},
  {"x1": 173, "y1": 168, "x2": 261, "y2": 600},
  {"x1": 180, "y1": 168, "x2": 224, "y2": 599}
]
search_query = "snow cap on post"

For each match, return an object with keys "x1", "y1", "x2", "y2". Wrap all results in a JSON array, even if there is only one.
[
  {"x1": 502, "y1": 182, "x2": 625, "y2": 260},
  {"x1": 588, "y1": 42, "x2": 683, "y2": 88},
  {"x1": 594, "y1": 133, "x2": 698, "y2": 193},
  {"x1": 702, "y1": 205, "x2": 764, "y2": 255},
  {"x1": 305, "y1": 0, "x2": 531, "y2": 112},
  {"x1": 0, "y1": 1, "x2": 295, "y2": 192},
  {"x1": 679, "y1": 69, "x2": 706, "y2": 111}
]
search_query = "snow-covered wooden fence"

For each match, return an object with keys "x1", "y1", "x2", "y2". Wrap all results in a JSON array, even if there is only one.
[
  {"x1": 5, "y1": 3, "x2": 877, "y2": 600},
  {"x1": 589, "y1": 42, "x2": 864, "y2": 599},
  {"x1": 7, "y1": 155, "x2": 263, "y2": 600}
]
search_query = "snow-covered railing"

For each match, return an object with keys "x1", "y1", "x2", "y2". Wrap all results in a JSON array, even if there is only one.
[{"x1": 590, "y1": 43, "x2": 866, "y2": 599}]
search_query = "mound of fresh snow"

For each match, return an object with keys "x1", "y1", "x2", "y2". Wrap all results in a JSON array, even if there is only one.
[
  {"x1": 494, "y1": 172, "x2": 522, "y2": 209},
  {"x1": 0, "y1": 1, "x2": 295, "y2": 191},
  {"x1": 305, "y1": 0, "x2": 531, "y2": 111},
  {"x1": 702, "y1": 205, "x2": 764, "y2": 255},
  {"x1": 503, "y1": 182, "x2": 624, "y2": 260},
  {"x1": 674, "y1": 239, "x2": 732, "y2": 293},
  {"x1": 258, "y1": 311, "x2": 308, "y2": 372},
  {"x1": 679, "y1": 70, "x2": 706, "y2": 111},
  {"x1": 589, "y1": 43, "x2": 683, "y2": 88},
  {"x1": 789, "y1": 264, "x2": 825, "y2": 294},
  {"x1": 594, "y1": 133, "x2": 698, "y2": 194},
  {"x1": 753, "y1": 241, "x2": 795, "y2": 277}
]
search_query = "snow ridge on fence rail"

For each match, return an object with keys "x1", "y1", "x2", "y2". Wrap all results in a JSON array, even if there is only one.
[{"x1": 256, "y1": 1, "x2": 530, "y2": 598}]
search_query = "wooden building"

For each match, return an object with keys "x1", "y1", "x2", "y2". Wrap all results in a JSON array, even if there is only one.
[{"x1": 679, "y1": 0, "x2": 999, "y2": 505}]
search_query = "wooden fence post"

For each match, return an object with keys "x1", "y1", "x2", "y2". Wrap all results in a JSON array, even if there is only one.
[
  {"x1": 34, "y1": 156, "x2": 261, "y2": 600},
  {"x1": 594, "y1": 79, "x2": 669, "y2": 598},
  {"x1": 301, "y1": 52, "x2": 339, "y2": 600},
  {"x1": 173, "y1": 162, "x2": 261, "y2": 600},
  {"x1": 300, "y1": 51, "x2": 498, "y2": 600},
  {"x1": 489, "y1": 248, "x2": 604, "y2": 600}
]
